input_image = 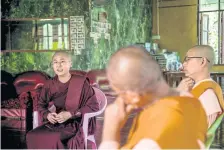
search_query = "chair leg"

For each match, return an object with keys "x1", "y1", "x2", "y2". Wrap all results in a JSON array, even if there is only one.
[
  {"x1": 84, "y1": 139, "x2": 88, "y2": 150},
  {"x1": 88, "y1": 135, "x2": 97, "y2": 149},
  {"x1": 91, "y1": 141, "x2": 97, "y2": 150}
]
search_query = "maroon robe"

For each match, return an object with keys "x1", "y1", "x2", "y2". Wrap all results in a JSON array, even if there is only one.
[{"x1": 26, "y1": 75, "x2": 99, "y2": 149}]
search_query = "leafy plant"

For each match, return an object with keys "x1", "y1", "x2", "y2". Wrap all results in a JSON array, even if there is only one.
[{"x1": 1, "y1": 0, "x2": 152, "y2": 75}]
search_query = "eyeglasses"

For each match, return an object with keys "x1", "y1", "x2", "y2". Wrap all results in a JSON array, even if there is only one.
[
  {"x1": 183, "y1": 57, "x2": 210, "y2": 63},
  {"x1": 51, "y1": 61, "x2": 70, "y2": 66}
]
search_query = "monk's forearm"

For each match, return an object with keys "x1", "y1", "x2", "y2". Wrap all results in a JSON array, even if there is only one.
[
  {"x1": 68, "y1": 111, "x2": 81, "y2": 119},
  {"x1": 99, "y1": 141, "x2": 120, "y2": 149},
  {"x1": 102, "y1": 121, "x2": 121, "y2": 144},
  {"x1": 38, "y1": 100, "x2": 51, "y2": 120},
  {"x1": 38, "y1": 95, "x2": 51, "y2": 120},
  {"x1": 76, "y1": 97, "x2": 99, "y2": 115},
  {"x1": 78, "y1": 104, "x2": 99, "y2": 114},
  {"x1": 66, "y1": 108, "x2": 88, "y2": 120},
  {"x1": 102, "y1": 129, "x2": 120, "y2": 144},
  {"x1": 67, "y1": 106, "x2": 95, "y2": 119}
]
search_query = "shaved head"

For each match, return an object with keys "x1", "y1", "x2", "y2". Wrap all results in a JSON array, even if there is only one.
[
  {"x1": 52, "y1": 51, "x2": 72, "y2": 61},
  {"x1": 107, "y1": 45, "x2": 163, "y2": 93},
  {"x1": 189, "y1": 45, "x2": 215, "y2": 69}
]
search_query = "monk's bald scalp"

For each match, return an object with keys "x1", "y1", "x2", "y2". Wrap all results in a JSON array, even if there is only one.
[
  {"x1": 52, "y1": 51, "x2": 72, "y2": 61},
  {"x1": 190, "y1": 45, "x2": 215, "y2": 68},
  {"x1": 107, "y1": 45, "x2": 163, "y2": 93}
]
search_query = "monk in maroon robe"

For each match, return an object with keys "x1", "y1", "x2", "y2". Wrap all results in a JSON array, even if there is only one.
[{"x1": 26, "y1": 52, "x2": 99, "y2": 149}]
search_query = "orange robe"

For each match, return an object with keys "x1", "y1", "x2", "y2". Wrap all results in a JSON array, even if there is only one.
[
  {"x1": 121, "y1": 96, "x2": 207, "y2": 149},
  {"x1": 191, "y1": 80, "x2": 224, "y2": 111}
]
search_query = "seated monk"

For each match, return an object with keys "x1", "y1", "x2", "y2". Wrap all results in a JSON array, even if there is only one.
[
  {"x1": 26, "y1": 52, "x2": 99, "y2": 149},
  {"x1": 177, "y1": 45, "x2": 224, "y2": 127},
  {"x1": 99, "y1": 45, "x2": 207, "y2": 149}
]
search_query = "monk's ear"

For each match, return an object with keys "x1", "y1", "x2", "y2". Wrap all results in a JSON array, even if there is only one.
[{"x1": 201, "y1": 57, "x2": 207, "y2": 67}]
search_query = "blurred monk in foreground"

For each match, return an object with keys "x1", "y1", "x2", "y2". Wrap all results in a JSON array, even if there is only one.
[
  {"x1": 99, "y1": 45, "x2": 207, "y2": 149},
  {"x1": 177, "y1": 45, "x2": 224, "y2": 127}
]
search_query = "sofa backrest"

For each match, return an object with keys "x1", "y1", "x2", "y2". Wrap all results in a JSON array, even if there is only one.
[
  {"x1": 70, "y1": 70, "x2": 87, "y2": 76},
  {"x1": 13, "y1": 71, "x2": 50, "y2": 95},
  {"x1": 85, "y1": 69, "x2": 115, "y2": 96}
]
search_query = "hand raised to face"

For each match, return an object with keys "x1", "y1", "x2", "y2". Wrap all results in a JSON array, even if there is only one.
[
  {"x1": 177, "y1": 77, "x2": 195, "y2": 92},
  {"x1": 102, "y1": 96, "x2": 137, "y2": 142}
]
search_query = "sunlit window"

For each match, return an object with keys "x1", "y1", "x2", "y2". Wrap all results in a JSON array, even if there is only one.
[
  {"x1": 1, "y1": 17, "x2": 69, "y2": 52},
  {"x1": 199, "y1": 0, "x2": 224, "y2": 64}
]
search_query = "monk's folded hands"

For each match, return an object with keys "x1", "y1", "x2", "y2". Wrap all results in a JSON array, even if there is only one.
[
  {"x1": 56, "y1": 111, "x2": 72, "y2": 123},
  {"x1": 47, "y1": 112, "x2": 58, "y2": 124}
]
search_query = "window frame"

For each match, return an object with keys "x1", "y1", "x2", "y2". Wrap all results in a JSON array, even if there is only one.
[
  {"x1": 58, "y1": 22, "x2": 69, "y2": 50},
  {"x1": 199, "y1": 14, "x2": 209, "y2": 45},
  {"x1": 220, "y1": 11, "x2": 224, "y2": 63},
  {"x1": 198, "y1": 0, "x2": 224, "y2": 64},
  {"x1": 1, "y1": 17, "x2": 71, "y2": 53}
]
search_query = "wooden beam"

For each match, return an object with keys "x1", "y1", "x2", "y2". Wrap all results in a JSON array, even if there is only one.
[
  {"x1": 1, "y1": 17, "x2": 69, "y2": 21},
  {"x1": 0, "y1": 50, "x2": 71, "y2": 53}
]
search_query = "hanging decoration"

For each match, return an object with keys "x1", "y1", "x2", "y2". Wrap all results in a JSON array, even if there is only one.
[
  {"x1": 90, "y1": 12, "x2": 111, "y2": 44},
  {"x1": 70, "y1": 16, "x2": 85, "y2": 55}
]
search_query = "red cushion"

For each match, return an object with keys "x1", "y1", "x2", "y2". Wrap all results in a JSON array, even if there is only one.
[
  {"x1": 1, "y1": 109, "x2": 26, "y2": 131},
  {"x1": 86, "y1": 69, "x2": 115, "y2": 96},
  {"x1": 86, "y1": 69, "x2": 107, "y2": 84},
  {"x1": 13, "y1": 71, "x2": 50, "y2": 95},
  {"x1": 70, "y1": 70, "x2": 87, "y2": 76}
]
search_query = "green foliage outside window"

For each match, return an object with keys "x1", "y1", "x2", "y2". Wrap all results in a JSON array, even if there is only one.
[{"x1": 1, "y1": 0, "x2": 152, "y2": 76}]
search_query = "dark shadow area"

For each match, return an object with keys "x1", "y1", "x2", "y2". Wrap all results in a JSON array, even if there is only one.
[
  {"x1": 1, "y1": 70, "x2": 17, "y2": 101},
  {"x1": 1, "y1": 127, "x2": 27, "y2": 149}
]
